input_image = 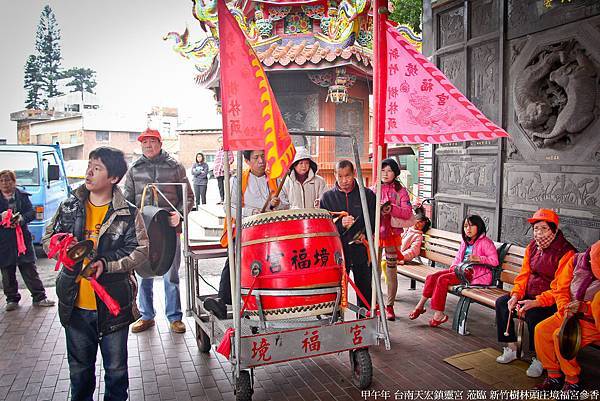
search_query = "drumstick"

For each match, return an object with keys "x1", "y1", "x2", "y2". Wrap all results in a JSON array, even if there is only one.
[
  {"x1": 260, "y1": 170, "x2": 289, "y2": 213},
  {"x1": 504, "y1": 307, "x2": 512, "y2": 337}
]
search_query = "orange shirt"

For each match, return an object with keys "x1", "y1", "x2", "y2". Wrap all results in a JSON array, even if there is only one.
[
  {"x1": 510, "y1": 245, "x2": 575, "y2": 307},
  {"x1": 75, "y1": 200, "x2": 109, "y2": 310}
]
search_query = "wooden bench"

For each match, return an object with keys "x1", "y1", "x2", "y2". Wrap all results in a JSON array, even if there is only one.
[{"x1": 396, "y1": 228, "x2": 512, "y2": 335}]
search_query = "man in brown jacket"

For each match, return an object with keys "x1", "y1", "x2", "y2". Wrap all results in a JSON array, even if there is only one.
[{"x1": 124, "y1": 128, "x2": 194, "y2": 333}]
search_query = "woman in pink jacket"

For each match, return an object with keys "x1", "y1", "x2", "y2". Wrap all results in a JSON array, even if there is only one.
[
  {"x1": 409, "y1": 215, "x2": 499, "y2": 327},
  {"x1": 372, "y1": 159, "x2": 414, "y2": 321}
]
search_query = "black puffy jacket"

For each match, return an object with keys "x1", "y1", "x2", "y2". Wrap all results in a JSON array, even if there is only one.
[
  {"x1": 42, "y1": 185, "x2": 149, "y2": 337},
  {"x1": 0, "y1": 189, "x2": 36, "y2": 268}
]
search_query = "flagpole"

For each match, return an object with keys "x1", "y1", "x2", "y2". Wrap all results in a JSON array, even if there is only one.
[{"x1": 372, "y1": 0, "x2": 388, "y2": 184}]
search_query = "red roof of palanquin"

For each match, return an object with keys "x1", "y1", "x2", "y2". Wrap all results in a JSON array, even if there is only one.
[{"x1": 257, "y1": 41, "x2": 372, "y2": 72}]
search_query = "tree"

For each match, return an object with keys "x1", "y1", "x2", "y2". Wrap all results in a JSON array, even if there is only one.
[
  {"x1": 35, "y1": 5, "x2": 62, "y2": 106},
  {"x1": 389, "y1": 0, "x2": 423, "y2": 34},
  {"x1": 24, "y1": 55, "x2": 44, "y2": 109},
  {"x1": 63, "y1": 67, "x2": 97, "y2": 94}
]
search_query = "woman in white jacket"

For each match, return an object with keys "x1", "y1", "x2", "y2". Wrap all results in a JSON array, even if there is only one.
[{"x1": 280, "y1": 148, "x2": 328, "y2": 209}]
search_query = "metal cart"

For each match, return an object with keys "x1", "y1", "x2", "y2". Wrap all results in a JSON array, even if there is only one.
[{"x1": 184, "y1": 132, "x2": 391, "y2": 401}]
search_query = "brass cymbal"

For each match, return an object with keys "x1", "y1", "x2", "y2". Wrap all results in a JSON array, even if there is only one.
[{"x1": 66, "y1": 239, "x2": 94, "y2": 263}]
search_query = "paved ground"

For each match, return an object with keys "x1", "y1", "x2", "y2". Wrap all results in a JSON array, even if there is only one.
[{"x1": 0, "y1": 268, "x2": 598, "y2": 401}]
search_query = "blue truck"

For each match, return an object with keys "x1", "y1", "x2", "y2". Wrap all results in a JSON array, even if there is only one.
[{"x1": 0, "y1": 144, "x2": 70, "y2": 244}]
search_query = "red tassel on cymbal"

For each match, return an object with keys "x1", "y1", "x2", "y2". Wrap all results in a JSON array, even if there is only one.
[{"x1": 88, "y1": 278, "x2": 121, "y2": 317}]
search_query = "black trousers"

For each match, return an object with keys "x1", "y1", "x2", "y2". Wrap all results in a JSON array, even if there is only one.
[
  {"x1": 347, "y1": 261, "x2": 373, "y2": 311},
  {"x1": 194, "y1": 184, "x2": 207, "y2": 206},
  {"x1": 1, "y1": 262, "x2": 47, "y2": 303},
  {"x1": 218, "y1": 258, "x2": 232, "y2": 305},
  {"x1": 495, "y1": 293, "x2": 556, "y2": 353},
  {"x1": 217, "y1": 176, "x2": 225, "y2": 203}
]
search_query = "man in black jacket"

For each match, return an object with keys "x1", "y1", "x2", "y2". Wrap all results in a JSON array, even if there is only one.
[
  {"x1": 43, "y1": 147, "x2": 149, "y2": 401},
  {"x1": 320, "y1": 160, "x2": 376, "y2": 311}
]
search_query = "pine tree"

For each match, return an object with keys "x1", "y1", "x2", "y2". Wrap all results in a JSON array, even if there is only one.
[
  {"x1": 63, "y1": 67, "x2": 97, "y2": 94},
  {"x1": 35, "y1": 5, "x2": 62, "y2": 107},
  {"x1": 24, "y1": 55, "x2": 44, "y2": 109}
]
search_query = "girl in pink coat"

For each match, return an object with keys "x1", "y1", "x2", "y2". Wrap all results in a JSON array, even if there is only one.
[
  {"x1": 409, "y1": 214, "x2": 499, "y2": 327},
  {"x1": 371, "y1": 159, "x2": 413, "y2": 321}
]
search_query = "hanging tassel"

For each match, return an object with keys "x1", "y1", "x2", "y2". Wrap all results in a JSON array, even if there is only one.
[
  {"x1": 47, "y1": 233, "x2": 78, "y2": 271},
  {"x1": 1, "y1": 209, "x2": 27, "y2": 256},
  {"x1": 217, "y1": 327, "x2": 235, "y2": 359},
  {"x1": 88, "y1": 277, "x2": 121, "y2": 317}
]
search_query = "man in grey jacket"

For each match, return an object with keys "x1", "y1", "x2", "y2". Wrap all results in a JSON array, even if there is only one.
[{"x1": 124, "y1": 128, "x2": 194, "y2": 333}]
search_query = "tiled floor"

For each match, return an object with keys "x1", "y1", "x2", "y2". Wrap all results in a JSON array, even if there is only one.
[{"x1": 0, "y1": 276, "x2": 598, "y2": 400}]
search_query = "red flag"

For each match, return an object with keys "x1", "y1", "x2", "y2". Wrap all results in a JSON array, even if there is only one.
[
  {"x1": 383, "y1": 21, "x2": 509, "y2": 144},
  {"x1": 217, "y1": 0, "x2": 295, "y2": 179}
]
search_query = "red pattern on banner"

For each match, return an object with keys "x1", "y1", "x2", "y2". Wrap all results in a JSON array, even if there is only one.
[
  {"x1": 217, "y1": 0, "x2": 295, "y2": 179},
  {"x1": 383, "y1": 20, "x2": 509, "y2": 144}
]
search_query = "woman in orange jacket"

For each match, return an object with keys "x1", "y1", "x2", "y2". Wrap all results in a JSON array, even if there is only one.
[
  {"x1": 494, "y1": 209, "x2": 576, "y2": 378},
  {"x1": 533, "y1": 240, "x2": 600, "y2": 391}
]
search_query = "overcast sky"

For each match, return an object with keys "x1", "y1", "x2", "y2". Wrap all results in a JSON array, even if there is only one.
[{"x1": 0, "y1": 0, "x2": 221, "y2": 142}]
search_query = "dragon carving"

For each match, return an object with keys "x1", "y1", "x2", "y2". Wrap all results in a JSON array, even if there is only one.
[{"x1": 513, "y1": 41, "x2": 597, "y2": 148}]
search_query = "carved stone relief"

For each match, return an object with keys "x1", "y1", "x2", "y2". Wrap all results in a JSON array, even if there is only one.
[
  {"x1": 436, "y1": 202, "x2": 461, "y2": 233},
  {"x1": 504, "y1": 168, "x2": 600, "y2": 217},
  {"x1": 470, "y1": 41, "x2": 499, "y2": 123},
  {"x1": 438, "y1": 51, "x2": 465, "y2": 93},
  {"x1": 507, "y1": 0, "x2": 600, "y2": 40},
  {"x1": 513, "y1": 40, "x2": 597, "y2": 149},
  {"x1": 467, "y1": 207, "x2": 496, "y2": 238},
  {"x1": 510, "y1": 38, "x2": 528, "y2": 66},
  {"x1": 438, "y1": 6, "x2": 464, "y2": 48},
  {"x1": 437, "y1": 160, "x2": 496, "y2": 197},
  {"x1": 470, "y1": 0, "x2": 498, "y2": 39},
  {"x1": 506, "y1": 139, "x2": 524, "y2": 161}
]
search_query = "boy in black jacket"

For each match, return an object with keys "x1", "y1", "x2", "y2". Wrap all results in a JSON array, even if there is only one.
[{"x1": 43, "y1": 147, "x2": 149, "y2": 401}]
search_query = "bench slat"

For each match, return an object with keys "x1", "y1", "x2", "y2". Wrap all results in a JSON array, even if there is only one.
[
  {"x1": 460, "y1": 287, "x2": 509, "y2": 308},
  {"x1": 422, "y1": 250, "x2": 455, "y2": 266},
  {"x1": 426, "y1": 228, "x2": 463, "y2": 242}
]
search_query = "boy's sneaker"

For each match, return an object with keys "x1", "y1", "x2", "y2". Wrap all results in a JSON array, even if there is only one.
[
  {"x1": 496, "y1": 347, "x2": 517, "y2": 364},
  {"x1": 33, "y1": 298, "x2": 55, "y2": 307},
  {"x1": 526, "y1": 357, "x2": 544, "y2": 378},
  {"x1": 5, "y1": 302, "x2": 18, "y2": 311}
]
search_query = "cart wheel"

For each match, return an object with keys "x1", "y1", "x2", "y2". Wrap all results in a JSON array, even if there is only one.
[
  {"x1": 349, "y1": 348, "x2": 372, "y2": 389},
  {"x1": 196, "y1": 324, "x2": 211, "y2": 353},
  {"x1": 235, "y1": 370, "x2": 253, "y2": 401}
]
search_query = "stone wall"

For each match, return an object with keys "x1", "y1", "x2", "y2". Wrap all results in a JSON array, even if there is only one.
[{"x1": 425, "y1": 0, "x2": 600, "y2": 249}]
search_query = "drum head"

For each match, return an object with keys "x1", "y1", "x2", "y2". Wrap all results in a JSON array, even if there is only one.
[
  {"x1": 137, "y1": 206, "x2": 177, "y2": 278},
  {"x1": 558, "y1": 314, "x2": 582, "y2": 360}
]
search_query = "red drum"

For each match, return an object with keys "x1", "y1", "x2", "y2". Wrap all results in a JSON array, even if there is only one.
[{"x1": 240, "y1": 208, "x2": 345, "y2": 320}]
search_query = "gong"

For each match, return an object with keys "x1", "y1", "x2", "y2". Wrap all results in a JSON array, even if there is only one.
[
  {"x1": 136, "y1": 206, "x2": 177, "y2": 278},
  {"x1": 558, "y1": 314, "x2": 582, "y2": 360}
]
